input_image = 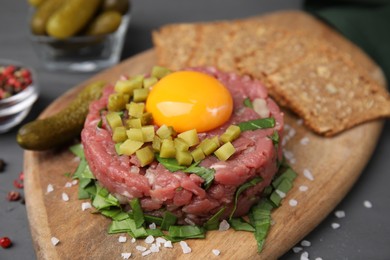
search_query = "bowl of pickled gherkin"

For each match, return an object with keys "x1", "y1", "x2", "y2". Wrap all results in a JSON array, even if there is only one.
[{"x1": 28, "y1": 0, "x2": 131, "y2": 72}]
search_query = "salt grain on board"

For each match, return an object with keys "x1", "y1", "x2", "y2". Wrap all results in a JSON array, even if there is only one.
[
  {"x1": 145, "y1": 235, "x2": 154, "y2": 244},
  {"x1": 293, "y1": 247, "x2": 303, "y2": 253},
  {"x1": 331, "y1": 223, "x2": 341, "y2": 229},
  {"x1": 142, "y1": 250, "x2": 152, "y2": 256},
  {"x1": 118, "y1": 236, "x2": 127, "y2": 243},
  {"x1": 156, "y1": 237, "x2": 167, "y2": 246},
  {"x1": 47, "y1": 184, "x2": 54, "y2": 193},
  {"x1": 150, "y1": 244, "x2": 160, "y2": 253},
  {"x1": 299, "y1": 185, "x2": 308, "y2": 192},
  {"x1": 335, "y1": 210, "x2": 346, "y2": 218},
  {"x1": 300, "y1": 251, "x2": 309, "y2": 260},
  {"x1": 300, "y1": 137, "x2": 310, "y2": 145},
  {"x1": 218, "y1": 220, "x2": 230, "y2": 231},
  {"x1": 364, "y1": 200, "x2": 373, "y2": 208},
  {"x1": 121, "y1": 253, "x2": 132, "y2": 259},
  {"x1": 180, "y1": 241, "x2": 192, "y2": 254},
  {"x1": 212, "y1": 249, "x2": 221, "y2": 256},
  {"x1": 301, "y1": 240, "x2": 311, "y2": 247},
  {"x1": 131, "y1": 238, "x2": 136, "y2": 243},
  {"x1": 81, "y1": 202, "x2": 92, "y2": 211},
  {"x1": 275, "y1": 189, "x2": 286, "y2": 198},
  {"x1": 289, "y1": 199, "x2": 298, "y2": 207},
  {"x1": 51, "y1": 237, "x2": 60, "y2": 246},
  {"x1": 303, "y1": 169, "x2": 314, "y2": 181},
  {"x1": 149, "y1": 223, "x2": 157, "y2": 230},
  {"x1": 315, "y1": 258, "x2": 323, "y2": 260},
  {"x1": 72, "y1": 179, "x2": 78, "y2": 185},
  {"x1": 136, "y1": 245, "x2": 147, "y2": 252},
  {"x1": 64, "y1": 182, "x2": 72, "y2": 188},
  {"x1": 164, "y1": 241, "x2": 173, "y2": 248},
  {"x1": 62, "y1": 192, "x2": 69, "y2": 201}
]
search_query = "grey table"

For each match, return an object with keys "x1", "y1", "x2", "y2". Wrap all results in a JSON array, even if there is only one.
[{"x1": 0, "y1": 1, "x2": 389, "y2": 259}]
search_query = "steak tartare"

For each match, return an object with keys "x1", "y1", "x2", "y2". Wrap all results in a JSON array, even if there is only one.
[{"x1": 81, "y1": 67, "x2": 284, "y2": 225}]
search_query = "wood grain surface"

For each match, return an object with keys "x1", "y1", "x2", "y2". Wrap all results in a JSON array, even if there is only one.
[{"x1": 24, "y1": 49, "x2": 384, "y2": 260}]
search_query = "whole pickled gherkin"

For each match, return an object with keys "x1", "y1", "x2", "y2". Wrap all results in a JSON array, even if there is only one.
[
  {"x1": 102, "y1": 0, "x2": 130, "y2": 14},
  {"x1": 86, "y1": 11, "x2": 122, "y2": 36},
  {"x1": 46, "y1": 0, "x2": 102, "y2": 39},
  {"x1": 30, "y1": 0, "x2": 65, "y2": 35},
  {"x1": 16, "y1": 81, "x2": 106, "y2": 151}
]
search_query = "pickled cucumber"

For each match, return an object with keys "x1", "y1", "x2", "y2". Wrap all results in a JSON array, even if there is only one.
[
  {"x1": 16, "y1": 81, "x2": 106, "y2": 150},
  {"x1": 28, "y1": 0, "x2": 46, "y2": 8},
  {"x1": 102, "y1": 0, "x2": 130, "y2": 14},
  {"x1": 46, "y1": 0, "x2": 102, "y2": 39},
  {"x1": 30, "y1": 0, "x2": 65, "y2": 35},
  {"x1": 86, "y1": 11, "x2": 122, "y2": 36}
]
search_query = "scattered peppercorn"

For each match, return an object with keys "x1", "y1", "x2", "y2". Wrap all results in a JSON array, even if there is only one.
[
  {"x1": 0, "y1": 65, "x2": 33, "y2": 100},
  {"x1": 13, "y1": 179, "x2": 24, "y2": 189},
  {"x1": 0, "y1": 159, "x2": 5, "y2": 172},
  {"x1": 0, "y1": 237, "x2": 12, "y2": 249},
  {"x1": 7, "y1": 191, "x2": 21, "y2": 201}
]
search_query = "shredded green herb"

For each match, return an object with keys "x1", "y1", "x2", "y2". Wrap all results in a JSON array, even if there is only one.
[
  {"x1": 161, "y1": 211, "x2": 177, "y2": 231},
  {"x1": 243, "y1": 97, "x2": 253, "y2": 108},
  {"x1": 229, "y1": 217, "x2": 255, "y2": 232},
  {"x1": 204, "y1": 207, "x2": 226, "y2": 230},
  {"x1": 238, "y1": 117, "x2": 275, "y2": 132},
  {"x1": 130, "y1": 198, "x2": 145, "y2": 228}
]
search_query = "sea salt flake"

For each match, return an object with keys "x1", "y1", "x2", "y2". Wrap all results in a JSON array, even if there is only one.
[
  {"x1": 118, "y1": 236, "x2": 127, "y2": 243},
  {"x1": 156, "y1": 237, "x2": 167, "y2": 246},
  {"x1": 364, "y1": 200, "x2": 373, "y2": 208},
  {"x1": 315, "y1": 257, "x2": 323, "y2": 260},
  {"x1": 300, "y1": 251, "x2": 309, "y2": 260},
  {"x1": 136, "y1": 246, "x2": 147, "y2": 252},
  {"x1": 145, "y1": 235, "x2": 154, "y2": 244},
  {"x1": 62, "y1": 192, "x2": 69, "y2": 201},
  {"x1": 142, "y1": 250, "x2": 152, "y2": 256},
  {"x1": 180, "y1": 241, "x2": 191, "y2": 254},
  {"x1": 331, "y1": 223, "x2": 341, "y2": 229},
  {"x1": 212, "y1": 249, "x2": 221, "y2": 256},
  {"x1": 300, "y1": 137, "x2": 310, "y2": 145},
  {"x1": 289, "y1": 199, "x2": 298, "y2": 207},
  {"x1": 296, "y1": 119, "x2": 304, "y2": 125},
  {"x1": 334, "y1": 210, "x2": 346, "y2": 218},
  {"x1": 131, "y1": 238, "x2": 136, "y2": 243},
  {"x1": 149, "y1": 223, "x2": 157, "y2": 230},
  {"x1": 299, "y1": 185, "x2": 308, "y2": 192},
  {"x1": 293, "y1": 247, "x2": 303, "y2": 253},
  {"x1": 275, "y1": 189, "x2": 286, "y2": 198},
  {"x1": 303, "y1": 169, "x2": 314, "y2": 181},
  {"x1": 121, "y1": 252, "x2": 132, "y2": 259},
  {"x1": 218, "y1": 220, "x2": 230, "y2": 231},
  {"x1": 64, "y1": 182, "x2": 72, "y2": 188},
  {"x1": 51, "y1": 237, "x2": 60, "y2": 246},
  {"x1": 47, "y1": 184, "x2": 54, "y2": 193},
  {"x1": 164, "y1": 241, "x2": 173, "y2": 248},
  {"x1": 71, "y1": 179, "x2": 78, "y2": 185},
  {"x1": 150, "y1": 243, "x2": 160, "y2": 253},
  {"x1": 81, "y1": 202, "x2": 92, "y2": 211},
  {"x1": 301, "y1": 240, "x2": 311, "y2": 247}
]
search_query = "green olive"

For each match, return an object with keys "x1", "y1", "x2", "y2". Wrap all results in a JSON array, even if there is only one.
[
  {"x1": 46, "y1": 0, "x2": 102, "y2": 39},
  {"x1": 86, "y1": 11, "x2": 122, "y2": 36},
  {"x1": 16, "y1": 81, "x2": 106, "y2": 151}
]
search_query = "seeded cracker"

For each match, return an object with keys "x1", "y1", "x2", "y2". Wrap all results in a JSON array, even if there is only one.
[{"x1": 152, "y1": 11, "x2": 390, "y2": 136}]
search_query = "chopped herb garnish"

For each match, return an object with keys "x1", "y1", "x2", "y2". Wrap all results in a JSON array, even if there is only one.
[
  {"x1": 97, "y1": 119, "x2": 103, "y2": 128},
  {"x1": 230, "y1": 177, "x2": 263, "y2": 219},
  {"x1": 100, "y1": 209, "x2": 129, "y2": 221},
  {"x1": 268, "y1": 131, "x2": 279, "y2": 146},
  {"x1": 249, "y1": 199, "x2": 274, "y2": 253},
  {"x1": 204, "y1": 207, "x2": 226, "y2": 230},
  {"x1": 168, "y1": 225, "x2": 205, "y2": 239},
  {"x1": 243, "y1": 97, "x2": 253, "y2": 108},
  {"x1": 146, "y1": 228, "x2": 164, "y2": 237},
  {"x1": 130, "y1": 198, "x2": 145, "y2": 228},
  {"x1": 229, "y1": 217, "x2": 255, "y2": 232},
  {"x1": 144, "y1": 214, "x2": 163, "y2": 226},
  {"x1": 108, "y1": 218, "x2": 133, "y2": 234},
  {"x1": 69, "y1": 143, "x2": 85, "y2": 158},
  {"x1": 161, "y1": 211, "x2": 177, "y2": 231},
  {"x1": 155, "y1": 154, "x2": 187, "y2": 172},
  {"x1": 238, "y1": 117, "x2": 275, "y2": 132},
  {"x1": 92, "y1": 185, "x2": 120, "y2": 210},
  {"x1": 272, "y1": 168, "x2": 297, "y2": 188}
]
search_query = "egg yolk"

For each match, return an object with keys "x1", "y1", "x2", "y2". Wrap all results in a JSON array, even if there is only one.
[{"x1": 146, "y1": 71, "x2": 233, "y2": 133}]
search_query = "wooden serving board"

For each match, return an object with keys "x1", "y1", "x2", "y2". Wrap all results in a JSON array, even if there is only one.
[{"x1": 24, "y1": 49, "x2": 384, "y2": 260}]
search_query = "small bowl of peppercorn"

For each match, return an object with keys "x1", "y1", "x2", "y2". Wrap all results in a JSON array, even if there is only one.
[{"x1": 0, "y1": 59, "x2": 39, "y2": 134}]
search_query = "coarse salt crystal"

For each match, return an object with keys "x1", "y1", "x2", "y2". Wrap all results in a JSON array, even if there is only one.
[
  {"x1": 275, "y1": 189, "x2": 286, "y2": 198},
  {"x1": 315, "y1": 257, "x2": 323, "y2": 260},
  {"x1": 145, "y1": 235, "x2": 154, "y2": 244},
  {"x1": 300, "y1": 251, "x2": 309, "y2": 260},
  {"x1": 179, "y1": 241, "x2": 191, "y2": 254},
  {"x1": 156, "y1": 237, "x2": 167, "y2": 246},
  {"x1": 62, "y1": 192, "x2": 69, "y2": 201},
  {"x1": 288, "y1": 128, "x2": 296, "y2": 138},
  {"x1": 331, "y1": 223, "x2": 341, "y2": 229},
  {"x1": 118, "y1": 236, "x2": 127, "y2": 243},
  {"x1": 150, "y1": 243, "x2": 160, "y2": 253},
  {"x1": 72, "y1": 179, "x2": 78, "y2": 185},
  {"x1": 296, "y1": 119, "x2": 304, "y2": 125},
  {"x1": 212, "y1": 249, "x2": 221, "y2": 256},
  {"x1": 300, "y1": 137, "x2": 310, "y2": 145},
  {"x1": 303, "y1": 169, "x2": 314, "y2": 181},
  {"x1": 131, "y1": 238, "x2": 136, "y2": 243},
  {"x1": 142, "y1": 250, "x2": 152, "y2": 256},
  {"x1": 149, "y1": 223, "x2": 157, "y2": 230},
  {"x1": 121, "y1": 253, "x2": 131, "y2": 259},
  {"x1": 301, "y1": 240, "x2": 311, "y2": 247},
  {"x1": 136, "y1": 246, "x2": 147, "y2": 252},
  {"x1": 64, "y1": 182, "x2": 72, "y2": 188},
  {"x1": 51, "y1": 237, "x2": 60, "y2": 246},
  {"x1": 218, "y1": 220, "x2": 230, "y2": 231},
  {"x1": 47, "y1": 184, "x2": 54, "y2": 193},
  {"x1": 364, "y1": 200, "x2": 373, "y2": 208},
  {"x1": 289, "y1": 199, "x2": 298, "y2": 207},
  {"x1": 81, "y1": 202, "x2": 92, "y2": 211},
  {"x1": 334, "y1": 210, "x2": 346, "y2": 218},
  {"x1": 164, "y1": 241, "x2": 173, "y2": 248},
  {"x1": 292, "y1": 247, "x2": 303, "y2": 253},
  {"x1": 299, "y1": 185, "x2": 308, "y2": 192}
]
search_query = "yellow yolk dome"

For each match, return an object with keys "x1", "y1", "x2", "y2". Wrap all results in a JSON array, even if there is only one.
[{"x1": 146, "y1": 71, "x2": 233, "y2": 133}]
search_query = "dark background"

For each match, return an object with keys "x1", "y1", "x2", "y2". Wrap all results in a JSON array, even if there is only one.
[{"x1": 0, "y1": 1, "x2": 389, "y2": 259}]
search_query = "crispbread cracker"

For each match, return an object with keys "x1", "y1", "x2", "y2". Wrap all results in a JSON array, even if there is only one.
[{"x1": 152, "y1": 10, "x2": 390, "y2": 136}]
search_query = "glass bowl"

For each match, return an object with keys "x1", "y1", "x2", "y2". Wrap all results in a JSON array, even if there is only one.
[
  {"x1": 0, "y1": 59, "x2": 39, "y2": 134},
  {"x1": 29, "y1": 4, "x2": 131, "y2": 72}
]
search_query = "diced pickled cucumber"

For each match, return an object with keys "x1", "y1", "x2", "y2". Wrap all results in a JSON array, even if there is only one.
[
  {"x1": 108, "y1": 93, "x2": 127, "y2": 111},
  {"x1": 112, "y1": 126, "x2": 127, "y2": 142},
  {"x1": 191, "y1": 147, "x2": 205, "y2": 162},
  {"x1": 177, "y1": 129, "x2": 199, "y2": 147},
  {"x1": 156, "y1": 125, "x2": 174, "y2": 139},
  {"x1": 143, "y1": 77, "x2": 158, "y2": 88},
  {"x1": 133, "y1": 88, "x2": 149, "y2": 102},
  {"x1": 152, "y1": 136, "x2": 162, "y2": 152},
  {"x1": 214, "y1": 142, "x2": 236, "y2": 161},
  {"x1": 136, "y1": 146, "x2": 154, "y2": 167},
  {"x1": 151, "y1": 66, "x2": 172, "y2": 79},
  {"x1": 174, "y1": 138, "x2": 189, "y2": 151},
  {"x1": 198, "y1": 138, "x2": 219, "y2": 156},
  {"x1": 159, "y1": 139, "x2": 176, "y2": 158},
  {"x1": 115, "y1": 76, "x2": 144, "y2": 95},
  {"x1": 127, "y1": 102, "x2": 145, "y2": 118},
  {"x1": 176, "y1": 150, "x2": 193, "y2": 166},
  {"x1": 126, "y1": 128, "x2": 144, "y2": 142},
  {"x1": 106, "y1": 112, "x2": 123, "y2": 130},
  {"x1": 220, "y1": 125, "x2": 241, "y2": 143},
  {"x1": 126, "y1": 118, "x2": 142, "y2": 128},
  {"x1": 140, "y1": 112, "x2": 153, "y2": 126},
  {"x1": 141, "y1": 125, "x2": 155, "y2": 142},
  {"x1": 119, "y1": 139, "x2": 143, "y2": 156}
]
